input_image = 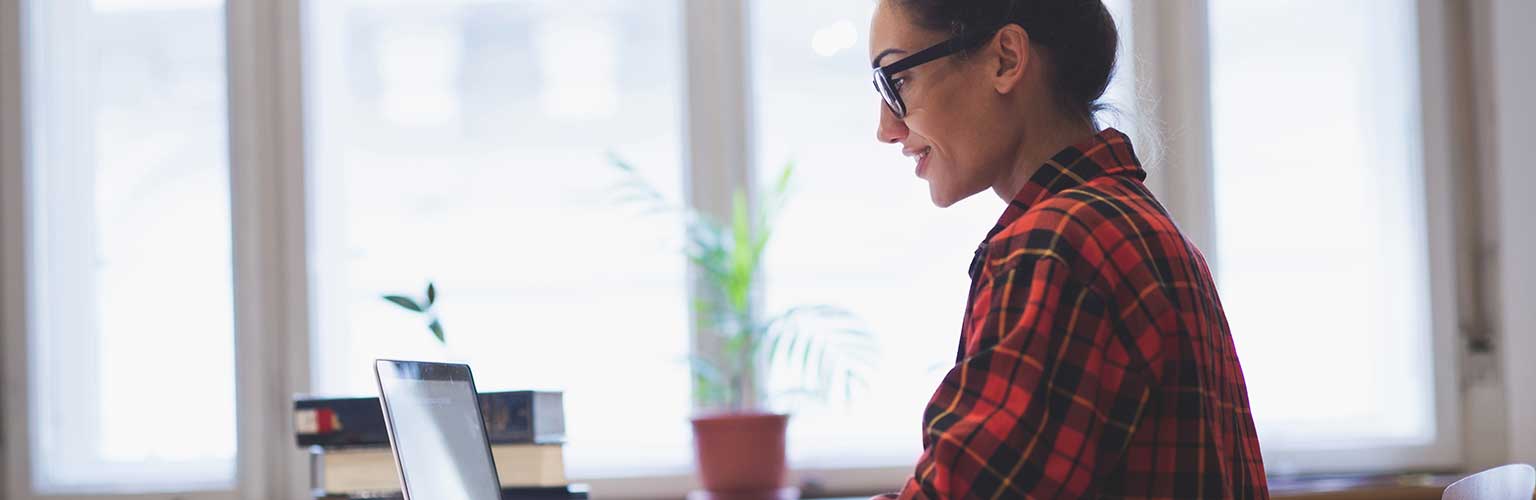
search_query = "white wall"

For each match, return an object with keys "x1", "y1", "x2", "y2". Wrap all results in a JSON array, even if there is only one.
[{"x1": 1486, "y1": 0, "x2": 1536, "y2": 465}]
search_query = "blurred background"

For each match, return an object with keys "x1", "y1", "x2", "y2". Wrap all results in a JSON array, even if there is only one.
[{"x1": 1, "y1": 0, "x2": 1534, "y2": 499}]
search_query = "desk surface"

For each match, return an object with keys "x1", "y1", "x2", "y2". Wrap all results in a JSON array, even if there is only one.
[{"x1": 803, "y1": 474, "x2": 1459, "y2": 500}]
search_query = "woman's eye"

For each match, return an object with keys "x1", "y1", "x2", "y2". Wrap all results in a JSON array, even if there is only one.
[{"x1": 892, "y1": 78, "x2": 907, "y2": 92}]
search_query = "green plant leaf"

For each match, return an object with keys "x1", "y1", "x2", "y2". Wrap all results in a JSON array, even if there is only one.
[
  {"x1": 688, "y1": 355, "x2": 726, "y2": 385},
  {"x1": 426, "y1": 282, "x2": 437, "y2": 307},
  {"x1": 691, "y1": 297, "x2": 717, "y2": 318},
  {"x1": 686, "y1": 252, "x2": 730, "y2": 286},
  {"x1": 613, "y1": 191, "x2": 667, "y2": 210},
  {"x1": 753, "y1": 161, "x2": 795, "y2": 237},
  {"x1": 759, "y1": 303, "x2": 882, "y2": 408},
  {"x1": 777, "y1": 326, "x2": 807, "y2": 378},
  {"x1": 721, "y1": 326, "x2": 755, "y2": 380},
  {"x1": 612, "y1": 182, "x2": 671, "y2": 213},
  {"x1": 606, "y1": 153, "x2": 683, "y2": 217},
  {"x1": 384, "y1": 295, "x2": 423, "y2": 313},
  {"x1": 428, "y1": 318, "x2": 445, "y2": 344},
  {"x1": 684, "y1": 215, "x2": 734, "y2": 288},
  {"x1": 691, "y1": 288, "x2": 740, "y2": 334},
  {"x1": 607, "y1": 151, "x2": 639, "y2": 173},
  {"x1": 791, "y1": 304, "x2": 857, "y2": 322},
  {"x1": 764, "y1": 322, "x2": 790, "y2": 371},
  {"x1": 798, "y1": 331, "x2": 817, "y2": 381},
  {"x1": 731, "y1": 191, "x2": 751, "y2": 247},
  {"x1": 726, "y1": 191, "x2": 755, "y2": 313},
  {"x1": 682, "y1": 353, "x2": 732, "y2": 409},
  {"x1": 606, "y1": 152, "x2": 883, "y2": 411},
  {"x1": 775, "y1": 161, "x2": 796, "y2": 199},
  {"x1": 812, "y1": 337, "x2": 830, "y2": 387},
  {"x1": 694, "y1": 372, "x2": 728, "y2": 409}
]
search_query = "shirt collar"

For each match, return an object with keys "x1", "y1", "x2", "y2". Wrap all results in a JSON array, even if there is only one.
[
  {"x1": 968, "y1": 128, "x2": 1145, "y2": 280},
  {"x1": 985, "y1": 127, "x2": 1145, "y2": 243}
]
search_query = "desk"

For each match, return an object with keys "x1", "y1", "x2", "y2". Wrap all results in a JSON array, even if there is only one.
[{"x1": 804, "y1": 474, "x2": 1459, "y2": 500}]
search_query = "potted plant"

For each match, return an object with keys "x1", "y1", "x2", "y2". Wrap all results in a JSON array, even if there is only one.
[
  {"x1": 611, "y1": 156, "x2": 877, "y2": 499},
  {"x1": 382, "y1": 281, "x2": 460, "y2": 364},
  {"x1": 383, "y1": 281, "x2": 445, "y2": 344}
]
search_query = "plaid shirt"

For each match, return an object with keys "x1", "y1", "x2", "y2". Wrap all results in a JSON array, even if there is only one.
[{"x1": 896, "y1": 129, "x2": 1268, "y2": 499}]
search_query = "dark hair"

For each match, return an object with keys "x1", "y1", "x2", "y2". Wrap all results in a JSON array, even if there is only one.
[{"x1": 894, "y1": 0, "x2": 1118, "y2": 123}]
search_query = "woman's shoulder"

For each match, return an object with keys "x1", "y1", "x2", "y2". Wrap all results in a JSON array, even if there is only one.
[{"x1": 983, "y1": 177, "x2": 1182, "y2": 278}]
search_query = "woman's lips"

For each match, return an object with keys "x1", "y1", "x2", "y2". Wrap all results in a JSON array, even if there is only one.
[{"x1": 911, "y1": 147, "x2": 932, "y2": 178}]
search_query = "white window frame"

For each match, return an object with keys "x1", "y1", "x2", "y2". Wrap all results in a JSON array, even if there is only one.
[
  {"x1": 224, "y1": 0, "x2": 313, "y2": 499},
  {"x1": 0, "y1": 0, "x2": 313, "y2": 499},
  {"x1": 2, "y1": 0, "x2": 25, "y2": 497},
  {"x1": 1137, "y1": 0, "x2": 1465, "y2": 474},
  {"x1": 649, "y1": 0, "x2": 915, "y2": 496},
  {"x1": 0, "y1": 0, "x2": 1520, "y2": 498},
  {"x1": 1469, "y1": 0, "x2": 1536, "y2": 469}
]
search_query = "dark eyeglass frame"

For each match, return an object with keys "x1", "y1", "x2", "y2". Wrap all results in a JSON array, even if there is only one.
[{"x1": 872, "y1": 25, "x2": 1005, "y2": 119}]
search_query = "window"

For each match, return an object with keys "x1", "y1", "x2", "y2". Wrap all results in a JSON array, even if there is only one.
[
  {"x1": 1208, "y1": 0, "x2": 1451, "y2": 472},
  {"x1": 751, "y1": 0, "x2": 1000, "y2": 468},
  {"x1": 750, "y1": 0, "x2": 1136, "y2": 468},
  {"x1": 0, "y1": 1, "x2": 1479, "y2": 498},
  {"x1": 1097, "y1": 0, "x2": 1140, "y2": 140},
  {"x1": 304, "y1": 0, "x2": 693, "y2": 478},
  {"x1": 21, "y1": 0, "x2": 236, "y2": 493}
]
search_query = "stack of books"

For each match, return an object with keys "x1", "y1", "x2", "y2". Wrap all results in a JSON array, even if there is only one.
[{"x1": 294, "y1": 390, "x2": 586, "y2": 500}]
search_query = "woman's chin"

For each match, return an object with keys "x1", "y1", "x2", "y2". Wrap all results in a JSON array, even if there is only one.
[
  {"x1": 927, "y1": 178, "x2": 989, "y2": 208},
  {"x1": 928, "y1": 183, "x2": 963, "y2": 208}
]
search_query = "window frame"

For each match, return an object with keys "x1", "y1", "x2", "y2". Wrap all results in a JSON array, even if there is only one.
[
  {"x1": 1139, "y1": 0, "x2": 1466, "y2": 474},
  {"x1": 0, "y1": 0, "x2": 312, "y2": 499},
  {"x1": 11, "y1": 0, "x2": 125, "y2": 486},
  {"x1": 224, "y1": 0, "x2": 313, "y2": 498},
  {"x1": 0, "y1": 0, "x2": 1497, "y2": 499},
  {"x1": 2, "y1": 0, "x2": 26, "y2": 497},
  {"x1": 11, "y1": 0, "x2": 251, "y2": 490},
  {"x1": 671, "y1": 0, "x2": 926, "y2": 494}
]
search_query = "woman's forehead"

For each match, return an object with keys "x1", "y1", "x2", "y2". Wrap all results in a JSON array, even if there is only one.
[{"x1": 868, "y1": 2, "x2": 927, "y2": 62}]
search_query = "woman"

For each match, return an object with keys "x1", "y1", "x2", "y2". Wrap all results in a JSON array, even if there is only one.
[{"x1": 868, "y1": 0, "x2": 1268, "y2": 498}]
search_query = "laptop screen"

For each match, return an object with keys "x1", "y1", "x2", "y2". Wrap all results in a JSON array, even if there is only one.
[{"x1": 375, "y1": 360, "x2": 501, "y2": 500}]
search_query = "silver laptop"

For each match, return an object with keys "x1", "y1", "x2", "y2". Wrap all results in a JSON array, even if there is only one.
[{"x1": 375, "y1": 359, "x2": 503, "y2": 500}]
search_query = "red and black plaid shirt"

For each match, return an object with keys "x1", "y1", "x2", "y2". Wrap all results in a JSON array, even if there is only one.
[{"x1": 897, "y1": 129, "x2": 1268, "y2": 499}]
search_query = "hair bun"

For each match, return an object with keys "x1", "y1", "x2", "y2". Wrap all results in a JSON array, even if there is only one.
[{"x1": 897, "y1": 0, "x2": 1119, "y2": 120}]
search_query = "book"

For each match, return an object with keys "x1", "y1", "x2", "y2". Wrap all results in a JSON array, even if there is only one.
[
  {"x1": 311, "y1": 444, "x2": 567, "y2": 495},
  {"x1": 316, "y1": 485, "x2": 588, "y2": 500},
  {"x1": 295, "y1": 391, "x2": 564, "y2": 448}
]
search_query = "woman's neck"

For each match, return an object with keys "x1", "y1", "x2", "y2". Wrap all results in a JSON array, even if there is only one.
[{"x1": 991, "y1": 117, "x2": 1099, "y2": 203}]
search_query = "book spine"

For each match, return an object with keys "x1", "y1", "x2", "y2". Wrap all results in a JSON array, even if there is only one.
[
  {"x1": 294, "y1": 391, "x2": 564, "y2": 448},
  {"x1": 316, "y1": 486, "x2": 585, "y2": 500}
]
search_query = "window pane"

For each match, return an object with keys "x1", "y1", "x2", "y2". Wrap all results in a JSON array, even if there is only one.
[
  {"x1": 1098, "y1": 0, "x2": 1138, "y2": 138},
  {"x1": 24, "y1": 0, "x2": 236, "y2": 493},
  {"x1": 1209, "y1": 0, "x2": 1434, "y2": 465},
  {"x1": 751, "y1": 0, "x2": 1136, "y2": 467},
  {"x1": 305, "y1": 0, "x2": 691, "y2": 477}
]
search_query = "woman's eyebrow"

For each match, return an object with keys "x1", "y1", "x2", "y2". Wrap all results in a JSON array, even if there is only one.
[{"x1": 872, "y1": 48, "x2": 909, "y2": 68}]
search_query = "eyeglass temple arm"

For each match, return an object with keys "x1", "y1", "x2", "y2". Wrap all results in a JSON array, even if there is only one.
[{"x1": 878, "y1": 25, "x2": 1004, "y2": 75}]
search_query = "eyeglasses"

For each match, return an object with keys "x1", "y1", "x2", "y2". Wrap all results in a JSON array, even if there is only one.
[{"x1": 872, "y1": 26, "x2": 1004, "y2": 119}]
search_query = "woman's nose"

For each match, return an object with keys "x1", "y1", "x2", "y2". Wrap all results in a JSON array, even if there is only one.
[{"x1": 876, "y1": 103, "x2": 908, "y2": 144}]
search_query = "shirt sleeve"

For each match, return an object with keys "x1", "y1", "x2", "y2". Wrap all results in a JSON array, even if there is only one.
[{"x1": 897, "y1": 254, "x2": 1154, "y2": 499}]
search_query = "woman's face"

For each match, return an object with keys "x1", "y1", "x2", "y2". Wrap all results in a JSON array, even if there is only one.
[{"x1": 869, "y1": 1, "x2": 1025, "y2": 207}]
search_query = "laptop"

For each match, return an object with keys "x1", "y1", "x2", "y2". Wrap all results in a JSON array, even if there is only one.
[{"x1": 375, "y1": 359, "x2": 503, "y2": 500}]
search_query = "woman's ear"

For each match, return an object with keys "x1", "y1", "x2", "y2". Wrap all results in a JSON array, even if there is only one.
[{"x1": 991, "y1": 24, "x2": 1031, "y2": 94}]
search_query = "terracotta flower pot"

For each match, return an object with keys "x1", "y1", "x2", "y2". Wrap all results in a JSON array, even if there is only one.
[{"x1": 690, "y1": 412, "x2": 790, "y2": 499}]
